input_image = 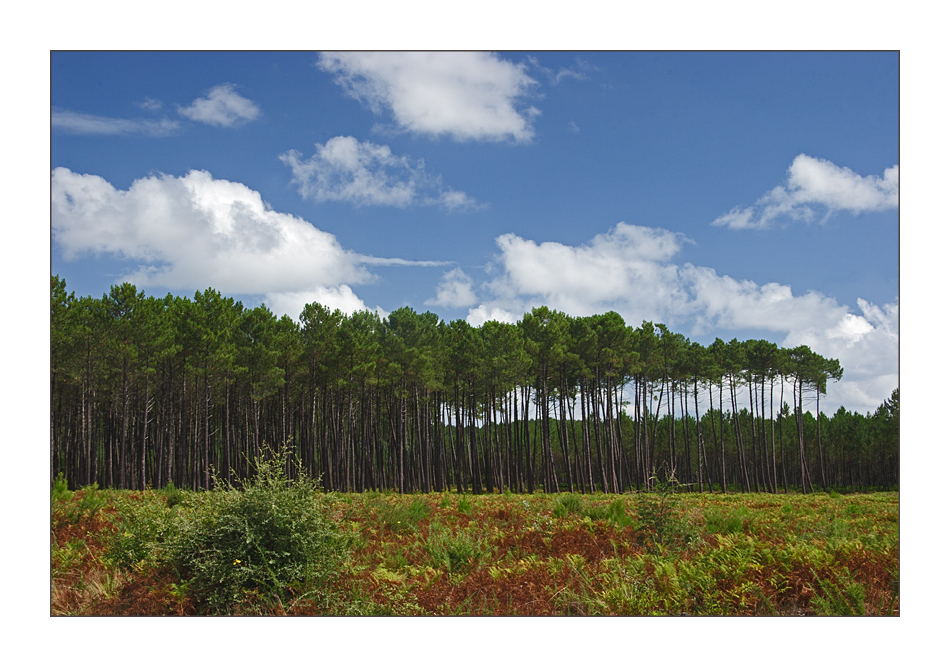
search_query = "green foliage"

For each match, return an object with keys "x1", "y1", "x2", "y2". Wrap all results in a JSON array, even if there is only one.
[
  {"x1": 704, "y1": 506, "x2": 753, "y2": 534},
  {"x1": 161, "y1": 481, "x2": 185, "y2": 508},
  {"x1": 53, "y1": 482, "x2": 107, "y2": 526},
  {"x1": 812, "y1": 568, "x2": 867, "y2": 616},
  {"x1": 552, "y1": 493, "x2": 585, "y2": 518},
  {"x1": 456, "y1": 494, "x2": 472, "y2": 515},
  {"x1": 52, "y1": 472, "x2": 70, "y2": 501},
  {"x1": 424, "y1": 523, "x2": 492, "y2": 573},
  {"x1": 106, "y1": 493, "x2": 176, "y2": 570},
  {"x1": 52, "y1": 538, "x2": 86, "y2": 574},
  {"x1": 376, "y1": 497, "x2": 432, "y2": 533},
  {"x1": 634, "y1": 473, "x2": 687, "y2": 550},
  {"x1": 167, "y1": 445, "x2": 349, "y2": 614},
  {"x1": 583, "y1": 498, "x2": 633, "y2": 528},
  {"x1": 59, "y1": 489, "x2": 899, "y2": 617}
]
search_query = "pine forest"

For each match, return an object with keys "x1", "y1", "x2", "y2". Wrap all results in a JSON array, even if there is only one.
[{"x1": 50, "y1": 275, "x2": 899, "y2": 496}]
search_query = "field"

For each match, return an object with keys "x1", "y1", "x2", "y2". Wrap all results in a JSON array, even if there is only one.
[{"x1": 51, "y1": 470, "x2": 898, "y2": 617}]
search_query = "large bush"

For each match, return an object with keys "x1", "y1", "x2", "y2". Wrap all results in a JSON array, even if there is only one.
[{"x1": 166, "y1": 447, "x2": 349, "y2": 615}]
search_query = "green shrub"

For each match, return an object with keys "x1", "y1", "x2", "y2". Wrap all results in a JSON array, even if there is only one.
[
  {"x1": 167, "y1": 445, "x2": 349, "y2": 615},
  {"x1": 52, "y1": 472, "x2": 70, "y2": 501},
  {"x1": 635, "y1": 473, "x2": 685, "y2": 551},
  {"x1": 812, "y1": 568, "x2": 867, "y2": 616},
  {"x1": 377, "y1": 497, "x2": 432, "y2": 533},
  {"x1": 53, "y1": 481, "x2": 107, "y2": 525},
  {"x1": 161, "y1": 481, "x2": 185, "y2": 508},
  {"x1": 704, "y1": 507, "x2": 750, "y2": 534},
  {"x1": 106, "y1": 493, "x2": 175, "y2": 570},
  {"x1": 424, "y1": 523, "x2": 492, "y2": 573},
  {"x1": 552, "y1": 494, "x2": 585, "y2": 518},
  {"x1": 584, "y1": 498, "x2": 633, "y2": 528}
]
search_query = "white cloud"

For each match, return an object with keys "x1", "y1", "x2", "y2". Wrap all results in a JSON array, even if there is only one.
[
  {"x1": 466, "y1": 305, "x2": 518, "y2": 327},
  {"x1": 177, "y1": 84, "x2": 261, "y2": 127},
  {"x1": 425, "y1": 268, "x2": 478, "y2": 309},
  {"x1": 317, "y1": 52, "x2": 539, "y2": 142},
  {"x1": 526, "y1": 55, "x2": 594, "y2": 85},
  {"x1": 265, "y1": 285, "x2": 370, "y2": 319},
  {"x1": 280, "y1": 136, "x2": 478, "y2": 209},
  {"x1": 469, "y1": 221, "x2": 897, "y2": 414},
  {"x1": 137, "y1": 98, "x2": 164, "y2": 111},
  {"x1": 51, "y1": 167, "x2": 373, "y2": 311},
  {"x1": 713, "y1": 154, "x2": 899, "y2": 229},
  {"x1": 483, "y1": 222, "x2": 690, "y2": 322},
  {"x1": 51, "y1": 109, "x2": 180, "y2": 136}
]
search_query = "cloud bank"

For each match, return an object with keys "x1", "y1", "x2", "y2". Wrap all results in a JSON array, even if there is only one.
[
  {"x1": 51, "y1": 167, "x2": 375, "y2": 317},
  {"x1": 51, "y1": 109, "x2": 180, "y2": 137},
  {"x1": 281, "y1": 136, "x2": 478, "y2": 209},
  {"x1": 462, "y1": 222, "x2": 897, "y2": 414},
  {"x1": 714, "y1": 154, "x2": 899, "y2": 229},
  {"x1": 317, "y1": 52, "x2": 540, "y2": 142}
]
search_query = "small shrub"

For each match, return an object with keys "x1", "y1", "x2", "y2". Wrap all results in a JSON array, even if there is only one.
[
  {"x1": 704, "y1": 507, "x2": 750, "y2": 534},
  {"x1": 456, "y1": 495, "x2": 472, "y2": 515},
  {"x1": 53, "y1": 482, "x2": 107, "y2": 526},
  {"x1": 552, "y1": 494, "x2": 585, "y2": 518},
  {"x1": 377, "y1": 497, "x2": 431, "y2": 533},
  {"x1": 52, "y1": 472, "x2": 70, "y2": 501},
  {"x1": 635, "y1": 473, "x2": 684, "y2": 551},
  {"x1": 161, "y1": 481, "x2": 185, "y2": 508},
  {"x1": 592, "y1": 498, "x2": 633, "y2": 528},
  {"x1": 167, "y1": 444, "x2": 349, "y2": 615},
  {"x1": 106, "y1": 493, "x2": 175, "y2": 570},
  {"x1": 812, "y1": 568, "x2": 867, "y2": 616},
  {"x1": 52, "y1": 538, "x2": 86, "y2": 574},
  {"x1": 424, "y1": 524, "x2": 491, "y2": 573}
]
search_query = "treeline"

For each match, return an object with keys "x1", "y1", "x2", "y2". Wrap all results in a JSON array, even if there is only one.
[{"x1": 50, "y1": 276, "x2": 899, "y2": 494}]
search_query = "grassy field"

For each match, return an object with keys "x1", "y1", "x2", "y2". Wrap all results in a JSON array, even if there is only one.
[{"x1": 51, "y1": 478, "x2": 898, "y2": 616}]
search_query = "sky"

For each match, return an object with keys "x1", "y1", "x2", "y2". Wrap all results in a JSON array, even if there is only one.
[{"x1": 50, "y1": 50, "x2": 899, "y2": 416}]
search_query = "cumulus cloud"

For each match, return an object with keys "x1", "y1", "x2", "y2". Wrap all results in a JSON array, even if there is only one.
[
  {"x1": 713, "y1": 154, "x2": 899, "y2": 229},
  {"x1": 468, "y1": 221, "x2": 897, "y2": 414},
  {"x1": 51, "y1": 167, "x2": 376, "y2": 317},
  {"x1": 425, "y1": 268, "x2": 479, "y2": 309},
  {"x1": 177, "y1": 84, "x2": 261, "y2": 127},
  {"x1": 466, "y1": 305, "x2": 518, "y2": 327},
  {"x1": 265, "y1": 285, "x2": 370, "y2": 320},
  {"x1": 482, "y1": 222, "x2": 690, "y2": 322},
  {"x1": 51, "y1": 109, "x2": 180, "y2": 137},
  {"x1": 280, "y1": 136, "x2": 478, "y2": 209},
  {"x1": 317, "y1": 52, "x2": 539, "y2": 142}
]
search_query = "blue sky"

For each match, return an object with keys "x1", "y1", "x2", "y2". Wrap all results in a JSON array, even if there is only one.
[{"x1": 50, "y1": 51, "x2": 898, "y2": 414}]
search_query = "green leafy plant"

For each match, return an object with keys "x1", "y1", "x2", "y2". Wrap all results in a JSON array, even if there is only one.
[
  {"x1": 704, "y1": 506, "x2": 752, "y2": 534},
  {"x1": 53, "y1": 481, "x2": 107, "y2": 526},
  {"x1": 424, "y1": 523, "x2": 492, "y2": 573},
  {"x1": 52, "y1": 472, "x2": 70, "y2": 501},
  {"x1": 812, "y1": 568, "x2": 867, "y2": 616},
  {"x1": 635, "y1": 472, "x2": 684, "y2": 551},
  {"x1": 377, "y1": 497, "x2": 432, "y2": 533},
  {"x1": 106, "y1": 492, "x2": 175, "y2": 570},
  {"x1": 552, "y1": 493, "x2": 585, "y2": 518},
  {"x1": 167, "y1": 444, "x2": 349, "y2": 615},
  {"x1": 161, "y1": 481, "x2": 185, "y2": 508},
  {"x1": 584, "y1": 498, "x2": 633, "y2": 528}
]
